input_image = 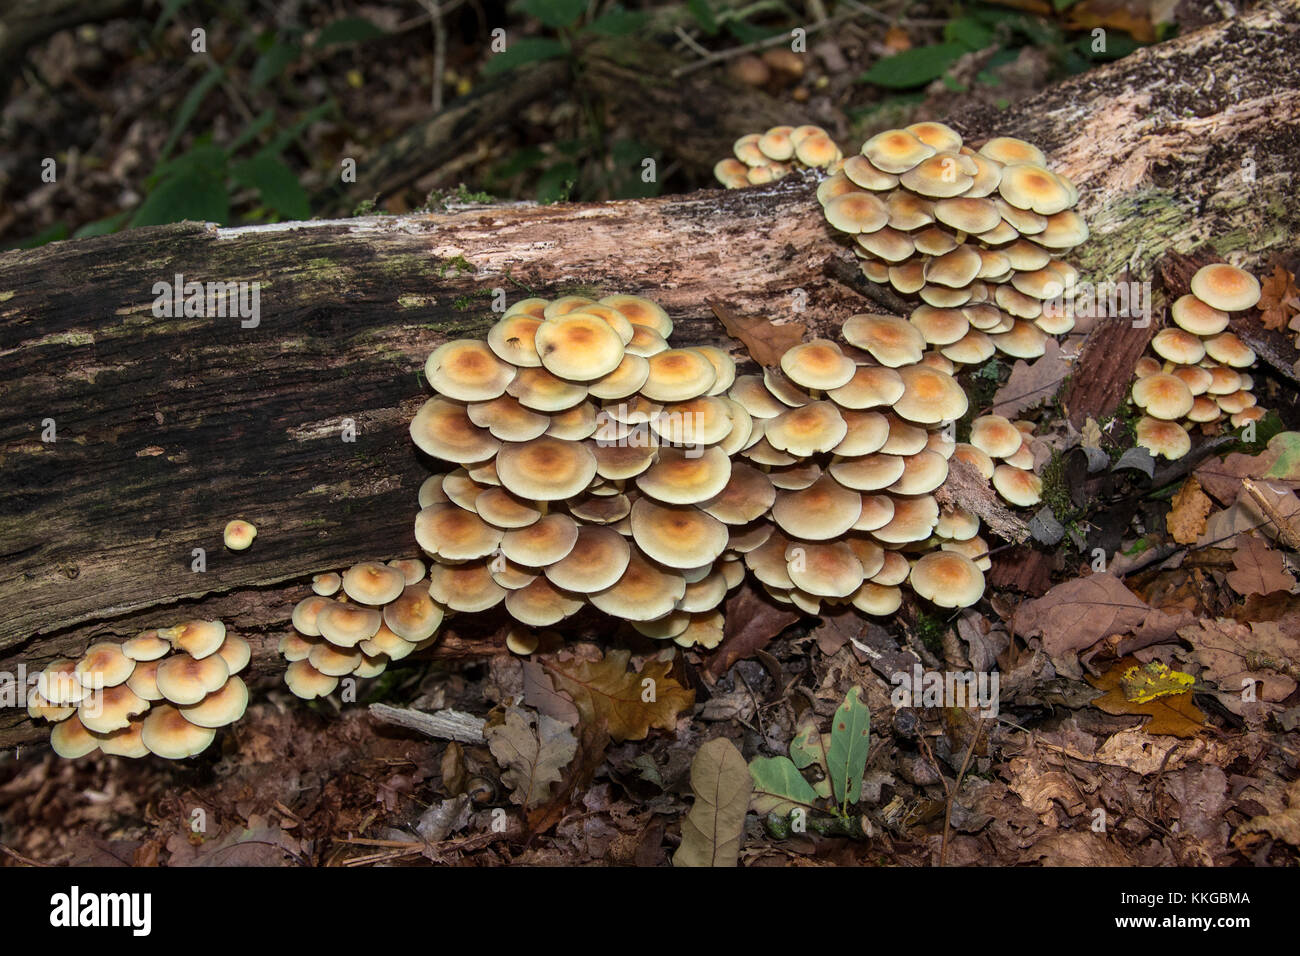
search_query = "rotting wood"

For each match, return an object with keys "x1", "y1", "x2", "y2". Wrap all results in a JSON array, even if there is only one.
[{"x1": 2, "y1": 3, "x2": 1300, "y2": 749}]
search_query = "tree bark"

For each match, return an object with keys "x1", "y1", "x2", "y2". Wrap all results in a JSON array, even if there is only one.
[{"x1": 1, "y1": 1, "x2": 1298, "y2": 750}]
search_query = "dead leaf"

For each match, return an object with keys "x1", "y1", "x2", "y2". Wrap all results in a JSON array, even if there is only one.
[
  {"x1": 1167, "y1": 476, "x2": 1212, "y2": 545},
  {"x1": 1258, "y1": 265, "x2": 1300, "y2": 333},
  {"x1": 1183, "y1": 618, "x2": 1299, "y2": 701},
  {"x1": 990, "y1": 338, "x2": 1070, "y2": 418},
  {"x1": 1012, "y1": 572, "x2": 1191, "y2": 677},
  {"x1": 486, "y1": 706, "x2": 578, "y2": 809},
  {"x1": 544, "y1": 648, "x2": 695, "y2": 742},
  {"x1": 1225, "y1": 533, "x2": 1296, "y2": 597},
  {"x1": 672, "y1": 737, "x2": 752, "y2": 867},
  {"x1": 1235, "y1": 778, "x2": 1300, "y2": 848},
  {"x1": 710, "y1": 300, "x2": 804, "y2": 368},
  {"x1": 707, "y1": 583, "x2": 800, "y2": 678},
  {"x1": 1087, "y1": 657, "x2": 1206, "y2": 738}
]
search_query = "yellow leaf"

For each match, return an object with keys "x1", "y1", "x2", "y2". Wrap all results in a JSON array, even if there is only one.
[
  {"x1": 1168, "y1": 476, "x2": 1212, "y2": 545},
  {"x1": 543, "y1": 648, "x2": 694, "y2": 742}
]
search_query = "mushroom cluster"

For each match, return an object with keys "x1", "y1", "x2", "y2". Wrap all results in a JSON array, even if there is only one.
[
  {"x1": 820, "y1": 122, "x2": 1085, "y2": 365},
  {"x1": 1132, "y1": 262, "x2": 1264, "y2": 459},
  {"x1": 968, "y1": 414, "x2": 1044, "y2": 509},
  {"x1": 714, "y1": 125, "x2": 843, "y2": 189},
  {"x1": 28, "y1": 620, "x2": 250, "y2": 760},
  {"x1": 280, "y1": 558, "x2": 440, "y2": 697},
  {"x1": 405, "y1": 293, "x2": 753, "y2": 650}
]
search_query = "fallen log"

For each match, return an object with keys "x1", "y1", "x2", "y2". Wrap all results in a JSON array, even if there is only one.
[{"x1": 1, "y1": 1, "x2": 1298, "y2": 749}]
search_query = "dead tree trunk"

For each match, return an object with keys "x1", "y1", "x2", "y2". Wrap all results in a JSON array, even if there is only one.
[{"x1": 1, "y1": 1, "x2": 1298, "y2": 749}]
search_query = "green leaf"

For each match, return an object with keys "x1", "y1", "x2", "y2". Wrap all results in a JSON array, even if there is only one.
[
  {"x1": 131, "y1": 169, "x2": 229, "y2": 227},
  {"x1": 944, "y1": 16, "x2": 994, "y2": 50},
  {"x1": 230, "y1": 155, "x2": 311, "y2": 221},
  {"x1": 15, "y1": 222, "x2": 69, "y2": 249},
  {"x1": 159, "y1": 65, "x2": 223, "y2": 161},
  {"x1": 859, "y1": 42, "x2": 968, "y2": 88},
  {"x1": 687, "y1": 0, "x2": 719, "y2": 35},
  {"x1": 585, "y1": 5, "x2": 647, "y2": 36},
  {"x1": 72, "y1": 212, "x2": 129, "y2": 239},
  {"x1": 314, "y1": 17, "x2": 385, "y2": 48},
  {"x1": 251, "y1": 40, "x2": 301, "y2": 89},
  {"x1": 518, "y1": 0, "x2": 587, "y2": 29},
  {"x1": 1075, "y1": 32, "x2": 1140, "y2": 61},
  {"x1": 673, "y1": 738, "x2": 751, "y2": 867},
  {"x1": 749, "y1": 755, "x2": 821, "y2": 816},
  {"x1": 228, "y1": 110, "x2": 276, "y2": 154},
  {"x1": 1264, "y1": 432, "x2": 1300, "y2": 479},
  {"x1": 481, "y1": 37, "x2": 567, "y2": 76},
  {"x1": 827, "y1": 686, "x2": 871, "y2": 809}
]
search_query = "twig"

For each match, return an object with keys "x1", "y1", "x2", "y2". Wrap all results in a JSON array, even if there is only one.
[
  {"x1": 671, "y1": 10, "x2": 859, "y2": 78},
  {"x1": 1242, "y1": 478, "x2": 1300, "y2": 550},
  {"x1": 368, "y1": 702, "x2": 486, "y2": 743},
  {"x1": 939, "y1": 717, "x2": 984, "y2": 867},
  {"x1": 0, "y1": 843, "x2": 50, "y2": 867}
]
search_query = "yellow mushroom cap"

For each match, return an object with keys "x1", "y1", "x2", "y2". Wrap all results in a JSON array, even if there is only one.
[
  {"x1": 890, "y1": 450, "x2": 950, "y2": 495},
  {"x1": 383, "y1": 584, "x2": 445, "y2": 642},
  {"x1": 786, "y1": 541, "x2": 864, "y2": 598},
  {"x1": 544, "y1": 525, "x2": 632, "y2": 593},
  {"x1": 851, "y1": 582, "x2": 903, "y2": 616},
  {"x1": 843, "y1": 314, "x2": 925, "y2": 367},
  {"x1": 415, "y1": 503, "x2": 504, "y2": 561},
  {"x1": 159, "y1": 620, "x2": 227, "y2": 660},
  {"x1": 630, "y1": 500, "x2": 728, "y2": 570},
  {"x1": 861, "y1": 128, "x2": 936, "y2": 173},
  {"x1": 51, "y1": 714, "x2": 101, "y2": 759},
  {"x1": 780, "y1": 340, "x2": 856, "y2": 391},
  {"x1": 215, "y1": 634, "x2": 251, "y2": 675},
  {"x1": 829, "y1": 454, "x2": 905, "y2": 491},
  {"x1": 909, "y1": 551, "x2": 986, "y2": 608},
  {"x1": 411, "y1": 397, "x2": 500, "y2": 464},
  {"x1": 909, "y1": 306, "x2": 971, "y2": 347},
  {"x1": 1186, "y1": 395, "x2": 1222, "y2": 423},
  {"x1": 900, "y1": 152, "x2": 975, "y2": 197},
  {"x1": 487, "y1": 313, "x2": 543, "y2": 367},
  {"x1": 992, "y1": 465, "x2": 1043, "y2": 507},
  {"x1": 1170, "y1": 294, "x2": 1229, "y2": 336},
  {"x1": 316, "y1": 601, "x2": 383, "y2": 648},
  {"x1": 500, "y1": 512, "x2": 579, "y2": 566},
  {"x1": 180, "y1": 676, "x2": 249, "y2": 728},
  {"x1": 74, "y1": 642, "x2": 136, "y2": 690},
  {"x1": 311, "y1": 572, "x2": 343, "y2": 597},
  {"x1": 466, "y1": 395, "x2": 551, "y2": 442},
  {"x1": 1135, "y1": 416, "x2": 1191, "y2": 460},
  {"x1": 1190, "y1": 263, "x2": 1261, "y2": 312},
  {"x1": 93, "y1": 719, "x2": 149, "y2": 759},
  {"x1": 842, "y1": 156, "x2": 900, "y2": 191},
  {"x1": 505, "y1": 577, "x2": 583, "y2": 627},
  {"x1": 496, "y1": 437, "x2": 598, "y2": 501},
  {"x1": 831, "y1": 409, "x2": 891, "y2": 456},
  {"x1": 823, "y1": 192, "x2": 889, "y2": 234},
  {"x1": 828, "y1": 366, "x2": 905, "y2": 409},
  {"x1": 1132, "y1": 373, "x2": 1195, "y2": 420},
  {"x1": 977, "y1": 136, "x2": 1046, "y2": 167},
  {"x1": 601, "y1": 295, "x2": 674, "y2": 338},
  {"x1": 887, "y1": 192, "x2": 935, "y2": 230},
  {"x1": 640, "y1": 349, "x2": 717, "y2": 403},
  {"x1": 140, "y1": 703, "x2": 216, "y2": 759},
  {"x1": 998, "y1": 163, "x2": 1073, "y2": 215},
  {"x1": 308, "y1": 640, "x2": 363, "y2": 677},
  {"x1": 223, "y1": 519, "x2": 257, "y2": 551},
  {"x1": 122, "y1": 631, "x2": 171, "y2": 662},
  {"x1": 772, "y1": 475, "x2": 862, "y2": 540},
  {"x1": 872, "y1": 495, "x2": 939, "y2": 544},
  {"x1": 765, "y1": 401, "x2": 849, "y2": 457},
  {"x1": 425, "y1": 339, "x2": 516, "y2": 402},
  {"x1": 155, "y1": 653, "x2": 230, "y2": 706},
  {"x1": 934, "y1": 197, "x2": 1000, "y2": 234},
  {"x1": 906, "y1": 121, "x2": 963, "y2": 152},
  {"x1": 700, "y1": 461, "x2": 777, "y2": 525},
  {"x1": 1151, "y1": 328, "x2": 1206, "y2": 365},
  {"x1": 989, "y1": 319, "x2": 1048, "y2": 359},
  {"x1": 504, "y1": 297, "x2": 548, "y2": 319},
  {"x1": 969, "y1": 415, "x2": 1024, "y2": 458},
  {"x1": 1203, "y1": 332, "x2": 1256, "y2": 369},
  {"x1": 506, "y1": 367, "x2": 589, "y2": 412},
  {"x1": 79, "y1": 683, "x2": 149, "y2": 733},
  {"x1": 590, "y1": 548, "x2": 686, "y2": 621},
  {"x1": 650, "y1": 396, "x2": 732, "y2": 445},
  {"x1": 588, "y1": 353, "x2": 652, "y2": 401},
  {"x1": 892, "y1": 366, "x2": 968, "y2": 425},
  {"x1": 428, "y1": 561, "x2": 506, "y2": 612},
  {"x1": 290, "y1": 595, "x2": 333, "y2": 638},
  {"x1": 284, "y1": 659, "x2": 340, "y2": 700},
  {"x1": 27, "y1": 688, "x2": 75, "y2": 722},
  {"x1": 534, "y1": 314, "x2": 626, "y2": 382},
  {"x1": 636, "y1": 445, "x2": 733, "y2": 504},
  {"x1": 341, "y1": 561, "x2": 407, "y2": 605},
  {"x1": 795, "y1": 130, "x2": 840, "y2": 168}
]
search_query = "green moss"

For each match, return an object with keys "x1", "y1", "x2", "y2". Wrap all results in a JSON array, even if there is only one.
[
  {"x1": 435, "y1": 254, "x2": 477, "y2": 278},
  {"x1": 913, "y1": 612, "x2": 947, "y2": 654}
]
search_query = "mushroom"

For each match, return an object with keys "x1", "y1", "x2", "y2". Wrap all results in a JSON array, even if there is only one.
[{"x1": 223, "y1": 519, "x2": 257, "y2": 551}]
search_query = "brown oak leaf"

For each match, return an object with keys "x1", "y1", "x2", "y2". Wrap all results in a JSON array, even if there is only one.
[
  {"x1": 1183, "y1": 617, "x2": 1299, "y2": 701},
  {"x1": 990, "y1": 338, "x2": 1070, "y2": 418},
  {"x1": 543, "y1": 648, "x2": 694, "y2": 742},
  {"x1": 1256, "y1": 265, "x2": 1300, "y2": 332},
  {"x1": 710, "y1": 300, "x2": 804, "y2": 368},
  {"x1": 1225, "y1": 533, "x2": 1296, "y2": 597},
  {"x1": 1168, "y1": 476, "x2": 1212, "y2": 545}
]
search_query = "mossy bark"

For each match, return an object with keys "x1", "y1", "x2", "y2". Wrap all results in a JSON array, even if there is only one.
[{"x1": 1, "y1": 2, "x2": 1299, "y2": 750}]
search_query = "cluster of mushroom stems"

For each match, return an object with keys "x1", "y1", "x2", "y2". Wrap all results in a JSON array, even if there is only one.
[
  {"x1": 29, "y1": 621, "x2": 250, "y2": 759},
  {"x1": 1132, "y1": 262, "x2": 1264, "y2": 460}
]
